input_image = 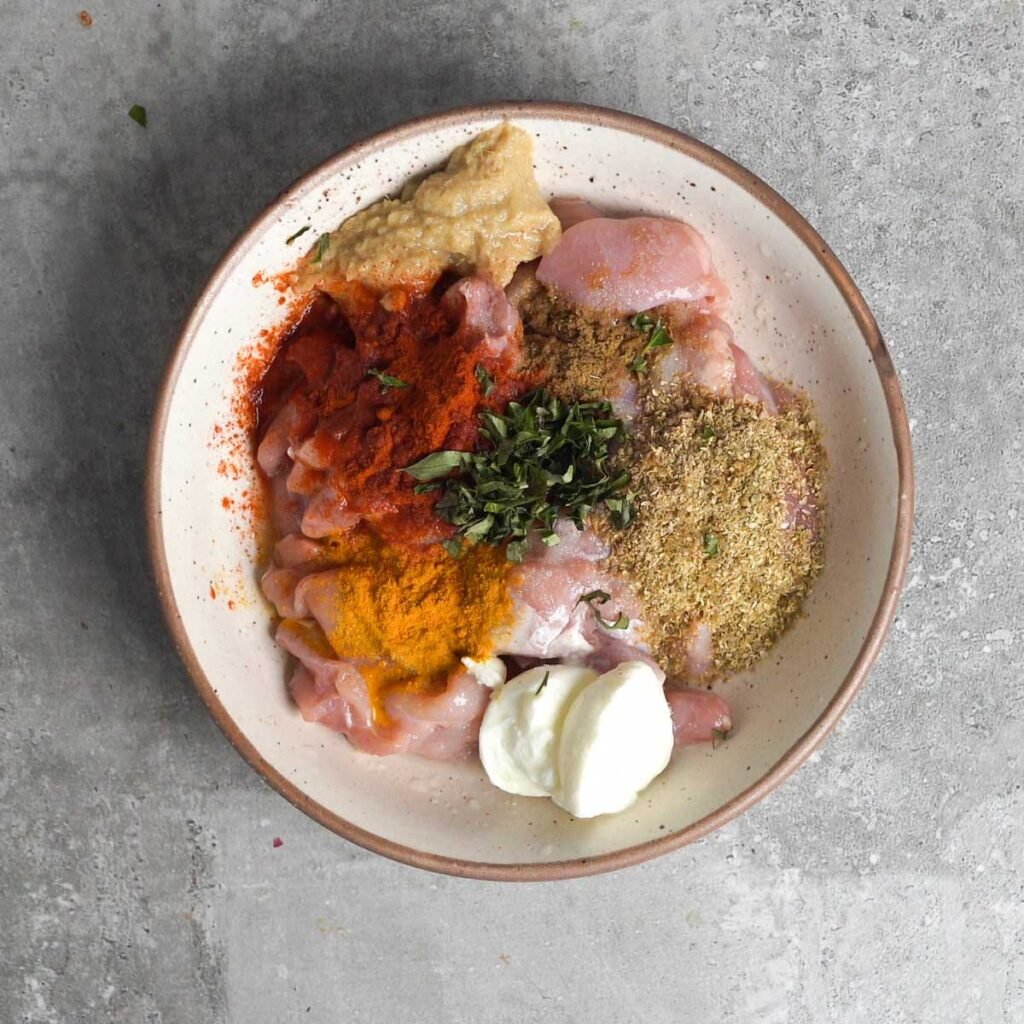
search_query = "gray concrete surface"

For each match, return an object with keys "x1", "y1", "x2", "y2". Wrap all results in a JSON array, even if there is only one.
[{"x1": 1, "y1": 1, "x2": 1021, "y2": 1021}]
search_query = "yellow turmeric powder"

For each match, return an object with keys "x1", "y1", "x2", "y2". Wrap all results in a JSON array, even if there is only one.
[{"x1": 294, "y1": 530, "x2": 514, "y2": 714}]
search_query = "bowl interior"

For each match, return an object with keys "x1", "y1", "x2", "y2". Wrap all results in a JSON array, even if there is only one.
[{"x1": 150, "y1": 106, "x2": 908, "y2": 877}]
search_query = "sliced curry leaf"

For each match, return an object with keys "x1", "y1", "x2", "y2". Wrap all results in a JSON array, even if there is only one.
[
  {"x1": 474, "y1": 364, "x2": 496, "y2": 397},
  {"x1": 441, "y1": 538, "x2": 464, "y2": 559},
  {"x1": 310, "y1": 232, "x2": 331, "y2": 264},
  {"x1": 366, "y1": 367, "x2": 409, "y2": 392},
  {"x1": 402, "y1": 450, "x2": 470, "y2": 481}
]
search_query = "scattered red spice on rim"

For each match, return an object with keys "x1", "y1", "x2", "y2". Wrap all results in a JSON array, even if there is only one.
[{"x1": 78, "y1": 10, "x2": 92, "y2": 27}]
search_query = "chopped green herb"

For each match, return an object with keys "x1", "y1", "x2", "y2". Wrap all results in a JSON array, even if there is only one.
[
  {"x1": 703, "y1": 532, "x2": 720, "y2": 558},
  {"x1": 366, "y1": 367, "x2": 409, "y2": 393},
  {"x1": 506, "y1": 538, "x2": 528, "y2": 563},
  {"x1": 604, "y1": 494, "x2": 635, "y2": 528},
  {"x1": 700, "y1": 423, "x2": 718, "y2": 443},
  {"x1": 577, "y1": 590, "x2": 630, "y2": 630},
  {"x1": 475, "y1": 364, "x2": 496, "y2": 397},
  {"x1": 310, "y1": 232, "x2": 331, "y2": 264},
  {"x1": 712, "y1": 727, "x2": 730, "y2": 749},
  {"x1": 441, "y1": 538, "x2": 464, "y2": 559},
  {"x1": 402, "y1": 450, "x2": 471, "y2": 481},
  {"x1": 285, "y1": 225, "x2": 312, "y2": 245},
  {"x1": 534, "y1": 670, "x2": 550, "y2": 696},
  {"x1": 412, "y1": 482, "x2": 440, "y2": 495},
  {"x1": 628, "y1": 318, "x2": 673, "y2": 376},
  {"x1": 128, "y1": 104, "x2": 147, "y2": 127},
  {"x1": 407, "y1": 390, "x2": 633, "y2": 561}
]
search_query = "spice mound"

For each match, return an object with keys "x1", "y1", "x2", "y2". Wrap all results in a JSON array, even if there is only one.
[
  {"x1": 279, "y1": 529, "x2": 514, "y2": 716},
  {"x1": 610, "y1": 393, "x2": 824, "y2": 679}
]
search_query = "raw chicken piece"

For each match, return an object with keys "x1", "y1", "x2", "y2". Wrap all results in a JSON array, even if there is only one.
[
  {"x1": 655, "y1": 310, "x2": 779, "y2": 413},
  {"x1": 256, "y1": 393, "x2": 316, "y2": 477},
  {"x1": 444, "y1": 275, "x2": 521, "y2": 357},
  {"x1": 262, "y1": 536, "x2": 324, "y2": 618},
  {"x1": 298, "y1": 484, "x2": 362, "y2": 539},
  {"x1": 273, "y1": 533, "x2": 323, "y2": 567},
  {"x1": 267, "y1": 472, "x2": 305, "y2": 538},
  {"x1": 682, "y1": 621, "x2": 714, "y2": 681},
  {"x1": 730, "y1": 343, "x2": 779, "y2": 414},
  {"x1": 262, "y1": 568, "x2": 305, "y2": 619},
  {"x1": 280, "y1": 620, "x2": 486, "y2": 760},
  {"x1": 384, "y1": 669, "x2": 491, "y2": 761},
  {"x1": 277, "y1": 620, "x2": 400, "y2": 755},
  {"x1": 523, "y1": 517, "x2": 611, "y2": 563},
  {"x1": 549, "y1": 196, "x2": 603, "y2": 230},
  {"x1": 666, "y1": 687, "x2": 732, "y2": 745},
  {"x1": 504, "y1": 262, "x2": 540, "y2": 308},
  {"x1": 496, "y1": 523, "x2": 647, "y2": 662},
  {"x1": 536, "y1": 216, "x2": 728, "y2": 315},
  {"x1": 656, "y1": 313, "x2": 737, "y2": 396}
]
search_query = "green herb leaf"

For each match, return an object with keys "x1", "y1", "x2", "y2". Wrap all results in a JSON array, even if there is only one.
[
  {"x1": 422, "y1": 389, "x2": 633, "y2": 556},
  {"x1": 310, "y1": 232, "x2": 331, "y2": 264},
  {"x1": 441, "y1": 538, "x2": 464, "y2": 559},
  {"x1": 128, "y1": 104, "x2": 147, "y2": 127},
  {"x1": 700, "y1": 423, "x2": 717, "y2": 443},
  {"x1": 475, "y1": 364, "x2": 496, "y2": 397},
  {"x1": 605, "y1": 494, "x2": 636, "y2": 528},
  {"x1": 402, "y1": 450, "x2": 469, "y2": 481},
  {"x1": 366, "y1": 367, "x2": 409, "y2": 392},
  {"x1": 703, "y1": 531, "x2": 720, "y2": 557},
  {"x1": 628, "y1": 316, "x2": 673, "y2": 376},
  {"x1": 286, "y1": 225, "x2": 312, "y2": 245},
  {"x1": 578, "y1": 589, "x2": 629, "y2": 630},
  {"x1": 462, "y1": 515, "x2": 495, "y2": 540},
  {"x1": 534, "y1": 670, "x2": 550, "y2": 696},
  {"x1": 506, "y1": 539, "x2": 528, "y2": 563},
  {"x1": 413, "y1": 482, "x2": 440, "y2": 495},
  {"x1": 646, "y1": 325, "x2": 672, "y2": 351}
]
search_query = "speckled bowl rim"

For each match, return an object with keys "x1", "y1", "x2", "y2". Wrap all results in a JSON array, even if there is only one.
[{"x1": 146, "y1": 101, "x2": 914, "y2": 882}]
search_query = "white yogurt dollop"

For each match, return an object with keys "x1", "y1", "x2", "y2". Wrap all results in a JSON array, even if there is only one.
[
  {"x1": 478, "y1": 660, "x2": 674, "y2": 818},
  {"x1": 478, "y1": 664, "x2": 596, "y2": 797},
  {"x1": 553, "y1": 661, "x2": 674, "y2": 818}
]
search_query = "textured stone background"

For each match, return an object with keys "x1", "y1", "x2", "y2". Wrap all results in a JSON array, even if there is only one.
[{"x1": 1, "y1": 2, "x2": 1021, "y2": 1021}]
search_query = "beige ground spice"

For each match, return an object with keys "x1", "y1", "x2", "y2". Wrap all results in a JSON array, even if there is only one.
[{"x1": 608, "y1": 391, "x2": 825, "y2": 678}]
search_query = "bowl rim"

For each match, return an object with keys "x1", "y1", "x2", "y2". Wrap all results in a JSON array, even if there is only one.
[{"x1": 146, "y1": 100, "x2": 914, "y2": 881}]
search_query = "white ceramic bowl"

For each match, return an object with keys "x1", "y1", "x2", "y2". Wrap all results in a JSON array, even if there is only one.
[{"x1": 147, "y1": 103, "x2": 913, "y2": 880}]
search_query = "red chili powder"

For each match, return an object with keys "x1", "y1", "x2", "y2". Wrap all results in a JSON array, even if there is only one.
[{"x1": 254, "y1": 281, "x2": 535, "y2": 544}]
